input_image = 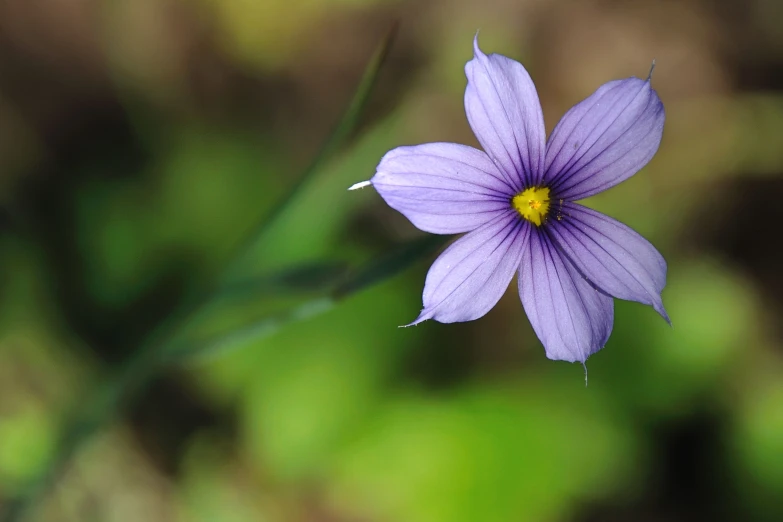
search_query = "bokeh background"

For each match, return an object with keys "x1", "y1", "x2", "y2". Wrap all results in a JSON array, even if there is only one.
[{"x1": 2, "y1": 0, "x2": 783, "y2": 521}]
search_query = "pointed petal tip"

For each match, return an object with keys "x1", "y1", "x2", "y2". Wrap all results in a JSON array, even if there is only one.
[
  {"x1": 652, "y1": 298, "x2": 671, "y2": 326},
  {"x1": 348, "y1": 180, "x2": 372, "y2": 191},
  {"x1": 472, "y1": 31, "x2": 484, "y2": 58},
  {"x1": 647, "y1": 59, "x2": 656, "y2": 82},
  {"x1": 402, "y1": 311, "x2": 430, "y2": 328}
]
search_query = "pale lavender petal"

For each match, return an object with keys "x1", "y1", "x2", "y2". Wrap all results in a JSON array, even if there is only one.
[
  {"x1": 547, "y1": 202, "x2": 669, "y2": 321},
  {"x1": 543, "y1": 78, "x2": 664, "y2": 201},
  {"x1": 464, "y1": 35, "x2": 546, "y2": 190},
  {"x1": 410, "y1": 211, "x2": 529, "y2": 324},
  {"x1": 372, "y1": 143, "x2": 514, "y2": 234},
  {"x1": 519, "y1": 229, "x2": 613, "y2": 363}
]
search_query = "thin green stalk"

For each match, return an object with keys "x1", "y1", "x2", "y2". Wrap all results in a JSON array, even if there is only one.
[
  {"x1": 220, "y1": 21, "x2": 399, "y2": 283},
  {"x1": 172, "y1": 234, "x2": 452, "y2": 362},
  {"x1": 0, "y1": 25, "x2": 398, "y2": 522}
]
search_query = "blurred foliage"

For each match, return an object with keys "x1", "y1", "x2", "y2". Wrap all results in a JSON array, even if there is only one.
[{"x1": 2, "y1": 0, "x2": 783, "y2": 521}]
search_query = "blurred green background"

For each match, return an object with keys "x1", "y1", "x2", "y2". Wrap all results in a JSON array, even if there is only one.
[{"x1": 2, "y1": 0, "x2": 783, "y2": 521}]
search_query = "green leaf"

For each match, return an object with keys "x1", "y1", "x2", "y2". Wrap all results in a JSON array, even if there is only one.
[
  {"x1": 335, "y1": 234, "x2": 451, "y2": 297},
  {"x1": 176, "y1": 233, "x2": 451, "y2": 361},
  {"x1": 0, "y1": 24, "x2": 401, "y2": 522},
  {"x1": 215, "y1": 261, "x2": 351, "y2": 302},
  {"x1": 222, "y1": 21, "x2": 399, "y2": 281}
]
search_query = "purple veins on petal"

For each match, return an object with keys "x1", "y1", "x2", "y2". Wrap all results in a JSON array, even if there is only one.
[
  {"x1": 519, "y1": 229, "x2": 614, "y2": 363},
  {"x1": 409, "y1": 211, "x2": 529, "y2": 325},
  {"x1": 543, "y1": 77, "x2": 665, "y2": 201},
  {"x1": 464, "y1": 35, "x2": 546, "y2": 191},
  {"x1": 371, "y1": 143, "x2": 514, "y2": 235},
  {"x1": 546, "y1": 202, "x2": 669, "y2": 322}
]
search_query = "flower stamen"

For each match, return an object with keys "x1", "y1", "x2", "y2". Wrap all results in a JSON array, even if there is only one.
[{"x1": 512, "y1": 186, "x2": 550, "y2": 226}]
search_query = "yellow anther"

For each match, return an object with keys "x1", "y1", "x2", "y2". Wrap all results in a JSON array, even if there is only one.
[{"x1": 512, "y1": 187, "x2": 550, "y2": 226}]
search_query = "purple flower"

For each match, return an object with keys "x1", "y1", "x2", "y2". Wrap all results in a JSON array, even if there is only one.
[{"x1": 350, "y1": 36, "x2": 668, "y2": 363}]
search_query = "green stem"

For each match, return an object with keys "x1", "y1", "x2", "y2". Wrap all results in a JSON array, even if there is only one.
[
  {"x1": 172, "y1": 234, "x2": 451, "y2": 362},
  {"x1": 0, "y1": 25, "x2": 398, "y2": 522},
  {"x1": 220, "y1": 21, "x2": 399, "y2": 283}
]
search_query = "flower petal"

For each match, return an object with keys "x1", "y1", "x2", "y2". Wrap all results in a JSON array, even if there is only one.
[
  {"x1": 543, "y1": 78, "x2": 664, "y2": 201},
  {"x1": 547, "y1": 202, "x2": 669, "y2": 321},
  {"x1": 372, "y1": 143, "x2": 514, "y2": 234},
  {"x1": 464, "y1": 35, "x2": 546, "y2": 190},
  {"x1": 410, "y1": 211, "x2": 529, "y2": 324},
  {"x1": 519, "y1": 229, "x2": 613, "y2": 363}
]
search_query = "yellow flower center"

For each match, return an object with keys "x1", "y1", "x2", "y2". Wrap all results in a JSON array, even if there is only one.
[{"x1": 512, "y1": 186, "x2": 550, "y2": 226}]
